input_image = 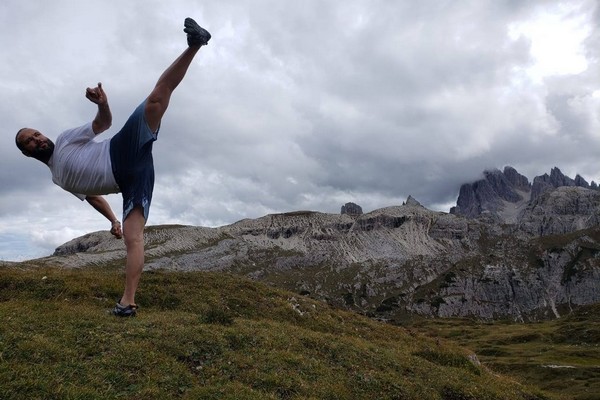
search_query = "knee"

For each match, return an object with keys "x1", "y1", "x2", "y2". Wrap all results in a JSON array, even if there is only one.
[
  {"x1": 124, "y1": 230, "x2": 144, "y2": 249},
  {"x1": 144, "y1": 98, "x2": 165, "y2": 119},
  {"x1": 144, "y1": 96, "x2": 168, "y2": 132},
  {"x1": 146, "y1": 85, "x2": 170, "y2": 111},
  {"x1": 123, "y1": 208, "x2": 146, "y2": 248}
]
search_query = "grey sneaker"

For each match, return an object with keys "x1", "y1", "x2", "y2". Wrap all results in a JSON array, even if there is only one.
[
  {"x1": 184, "y1": 17, "x2": 211, "y2": 47},
  {"x1": 111, "y1": 302, "x2": 138, "y2": 317}
]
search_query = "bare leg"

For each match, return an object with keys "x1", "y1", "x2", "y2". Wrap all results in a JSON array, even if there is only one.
[
  {"x1": 119, "y1": 45, "x2": 200, "y2": 307},
  {"x1": 115, "y1": 20, "x2": 209, "y2": 310},
  {"x1": 120, "y1": 207, "x2": 146, "y2": 306},
  {"x1": 145, "y1": 46, "x2": 201, "y2": 132}
]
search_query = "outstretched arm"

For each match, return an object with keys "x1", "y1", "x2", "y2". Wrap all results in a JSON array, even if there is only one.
[
  {"x1": 85, "y1": 195, "x2": 122, "y2": 239},
  {"x1": 86, "y1": 82, "x2": 112, "y2": 134}
]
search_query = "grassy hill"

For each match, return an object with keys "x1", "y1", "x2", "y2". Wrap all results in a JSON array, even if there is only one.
[
  {"x1": 0, "y1": 264, "x2": 552, "y2": 400},
  {"x1": 407, "y1": 305, "x2": 600, "y2": 400}
]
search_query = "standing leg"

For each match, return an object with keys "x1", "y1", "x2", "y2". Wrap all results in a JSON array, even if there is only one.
[{"x1": 120, "y1": 206, "x2": 146, "y2": 307}]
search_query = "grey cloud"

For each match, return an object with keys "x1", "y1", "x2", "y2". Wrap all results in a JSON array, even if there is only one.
[{"x1": 2, "y1": 0, "x2": 599, "y2": 260}]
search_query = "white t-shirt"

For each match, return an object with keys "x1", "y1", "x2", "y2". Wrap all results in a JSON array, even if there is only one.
[{"x1": 47, "y1": 122, "x2": 120, "y2": 200}]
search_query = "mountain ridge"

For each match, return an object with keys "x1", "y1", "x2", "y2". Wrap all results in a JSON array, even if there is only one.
[
  {"x1": 11, "y1": 166, "x2": 600, "y2": 322},
  {"x1": 451, "y1": 166, "x2": 598, "y2": 220}
]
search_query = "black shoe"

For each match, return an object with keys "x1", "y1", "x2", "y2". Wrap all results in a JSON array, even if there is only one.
[
  {"x1": 184, "y1": 17, "x2": 211, "y2": 47},
  {"x1": 111, "y1": 302, "x2": 138, "y2": 317}
]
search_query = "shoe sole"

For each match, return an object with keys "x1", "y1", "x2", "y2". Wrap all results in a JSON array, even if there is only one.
[{"x1": 184, "y1": 17, "x2": 211, "y2": 46}]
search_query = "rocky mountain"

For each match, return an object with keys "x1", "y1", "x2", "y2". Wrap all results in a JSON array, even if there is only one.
[
  {"x1": 450, "y1": 166, "x2": 531, "y2": 221},
  {"x1": 15, "y1": 167, "x2": 600, "y2": 322},
  {"x1": 451, "y1": 166, "x2": 598, "y2": 222}
]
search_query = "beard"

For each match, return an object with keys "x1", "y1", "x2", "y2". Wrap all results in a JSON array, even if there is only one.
[{"x1": 30, "y1": 139, "x2": 55, "y2": 162}]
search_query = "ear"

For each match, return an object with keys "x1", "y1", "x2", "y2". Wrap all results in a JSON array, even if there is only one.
[{"x1": 21, "y1": 150, "x2": 32, "y2": 157}]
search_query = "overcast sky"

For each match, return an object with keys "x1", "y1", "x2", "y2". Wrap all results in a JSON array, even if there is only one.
[{"x1": 1, "y1": 0, "x2": 600, "y2": 261}]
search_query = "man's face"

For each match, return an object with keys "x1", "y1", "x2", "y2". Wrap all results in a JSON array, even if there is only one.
[{"x1": 17, "y1": 128, "x2": 55, "y2": 160}]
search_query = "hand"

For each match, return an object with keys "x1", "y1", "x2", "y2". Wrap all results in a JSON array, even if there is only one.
[
  {"x1": 110, "y1": 220, "x2": 122, "y2": 239},
  {"x1": 86, "y1": 82, "x2": 108, "y2": 105}
]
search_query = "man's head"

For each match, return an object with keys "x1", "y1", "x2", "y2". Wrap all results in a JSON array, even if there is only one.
[{"x1": 15, "y1": 128, "x2": 55, "y2": 163}]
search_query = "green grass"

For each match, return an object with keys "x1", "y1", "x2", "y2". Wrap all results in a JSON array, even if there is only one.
[
  {"x1": 0, "y1": 265, "x2": 552, "y2": 400},
  {"x1": 406, "y1": 307, "x2": 600, "y2": 400}
]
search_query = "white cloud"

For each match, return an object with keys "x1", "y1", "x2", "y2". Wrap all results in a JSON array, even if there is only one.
[{"x1": 509, "y1": 2, "x2": 592, "y2": 80}]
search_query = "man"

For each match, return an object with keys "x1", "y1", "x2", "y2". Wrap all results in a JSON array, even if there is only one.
[{"x1": 15, "y1": 18, "x2": 211, "y2": 317}]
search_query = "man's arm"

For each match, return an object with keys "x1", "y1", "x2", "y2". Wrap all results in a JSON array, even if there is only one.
[
  {"x1": 85, "y1": 195, "x2": 122, "y2": 238},
  {"x1": 86, "y1": 82, "x2": 112, "y2": 134}
]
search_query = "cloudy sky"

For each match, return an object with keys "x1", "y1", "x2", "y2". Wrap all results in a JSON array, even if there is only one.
[{"x1": 1, "y1": 0, "x2": 600, "y2": 261}]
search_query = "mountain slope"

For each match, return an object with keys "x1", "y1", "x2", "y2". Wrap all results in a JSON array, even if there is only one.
[
  {"x1": 408, "y1": 303, "x2": 600, "y2": 400},
  {"x1": 0, "y1": 265, "x2": 552, "y2": 399}
]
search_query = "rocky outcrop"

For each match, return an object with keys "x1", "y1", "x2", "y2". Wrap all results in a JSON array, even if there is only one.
[
  {"x1": 341, "y1": 202, "x2": 363, "y2": 216},
  {"x1": 450, "y1": 166, "x2": 530, "y2": 219},
  {"x1": 518, "y1": 186, "x2": 600, "y2": 236},
  {"x1": 404, "y1": 195, "x2": 423, "y2": 207},
  {"x1": 452, "y1": 166, "x2": 598, "y2": 225},
  {"x1": 531, "y1": 167, "x2": 576, "y2": 201},
  {"x1": 575, "y1": 174, "x2": 590, "y2": 188},
  {"x1": 503, "y1": 166, "x2": 530, "y2": 191},
  {"x1": 404, "y1": 231, "x2": 600, "y2": 321}
]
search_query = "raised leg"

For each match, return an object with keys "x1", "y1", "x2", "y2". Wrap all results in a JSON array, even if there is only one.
[
  {"x1": 144, "y1": 46, "x2": 201, "y2": 132},
  {"x1": 144, "y1": 18, "x2": 211, "y2": 132}
]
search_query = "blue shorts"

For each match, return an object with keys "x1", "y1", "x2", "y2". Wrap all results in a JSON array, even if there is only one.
[{"x1": 109, "y1": 101, "x2": 159, "y2": 222}]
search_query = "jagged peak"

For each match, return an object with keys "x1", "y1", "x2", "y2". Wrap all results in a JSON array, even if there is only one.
[
  {"x1": 405, "y1": 195, "x2": 423, "y2": 207},
  {"x1": 452, "y1": 165, "x2": 597, "y2": 220},
  {"x1": 503, "y1": 165, "x2": 531, "y2": 190},
  {"x1": 575, "y1": 174, "x2": 589, "y2": 188}
]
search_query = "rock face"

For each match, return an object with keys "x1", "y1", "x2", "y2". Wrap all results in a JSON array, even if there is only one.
[
  {"x1": 503, "y1": 165, "x2": 531, "y2": 191},
  {"x1": 531, "y1": 167, "x2": 576, "y2": 201},
  {"x1": 25, "y1": 172, "x2": 600, "y2": 323},
  {"x1": 518, "y1": 186, "x2": 600, "y2": 236},
  {"x1": 404, "y1": 195, "x2": 423, "y2": 207},
  {"x1": 407, "y1": 232, "x2": 600, "y2": 320},
  {"x1": 341, "y1": 202, "x2": 363, "y2": 216},
  {"x1": 451, "y1": 166, "x2": 598, "y2": 223},
  {"x1": 450, "y1": 166, "x2": 531, "y2": 220}
]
